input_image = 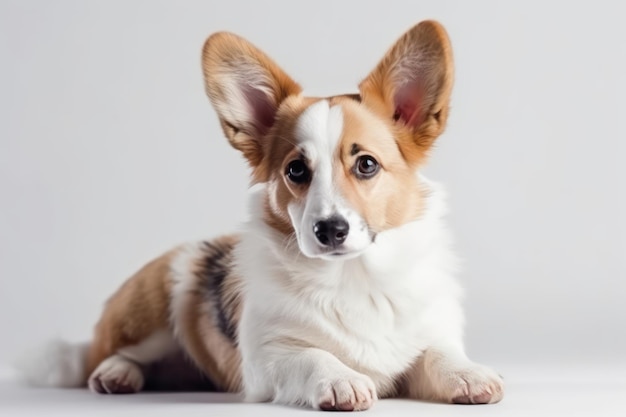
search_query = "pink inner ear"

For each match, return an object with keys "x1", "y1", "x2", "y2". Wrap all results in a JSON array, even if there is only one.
[
  {"x1": 393, "y1": 79, "x2": 426, "y2": 128},
  {"x1": 243, "y1": 85, "x2": 277, "y2": 135}
]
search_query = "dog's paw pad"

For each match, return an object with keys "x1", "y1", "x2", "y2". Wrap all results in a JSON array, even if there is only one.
[
  {"x1": 88, "y1": 356, "x2": 144, "y2": 394},
  {"x1": 315, "y1": 374, "x2": 377, "y2": 411},
  {"x1": 447, "y1": 365, "x2": 504, "y2": 404},
  {"x1": 89, "y1": 375, "x2": 139, "y2": 394}
]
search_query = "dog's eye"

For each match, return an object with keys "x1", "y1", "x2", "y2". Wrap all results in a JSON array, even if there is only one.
[
  {"x1": 354, "y1": 155, "x2": 380, "y2": 179},
  {"x1": 286, "y1": 160, "x2": 311, "y2": 184}
]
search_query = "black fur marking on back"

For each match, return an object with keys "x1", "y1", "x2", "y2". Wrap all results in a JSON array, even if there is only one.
[
  {"x1": 343, "y1": 93, "x2": 362, "y2": 103},
  {"x1": 198, "y1": 239, "x2": 238, "y2": 344},
  {"x1": 327, "y1": 93, "x2": 362, "y2": 103}
]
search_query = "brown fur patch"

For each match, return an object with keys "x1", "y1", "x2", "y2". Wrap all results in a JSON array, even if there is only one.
[
  {"x1": 86, "y1": 237, "x2": 244, "y2": 392},
  {"x1": 86, "y1": 250, "x2": 176, "y2": 377}
]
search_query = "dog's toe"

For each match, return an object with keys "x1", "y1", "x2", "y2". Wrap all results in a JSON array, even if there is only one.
[
  {"x1": 315, "y1": 373, "x2": 377, "y2": 411},
  {"x1": 448, "y1": 365, "x2": 504, "y2": 404}
]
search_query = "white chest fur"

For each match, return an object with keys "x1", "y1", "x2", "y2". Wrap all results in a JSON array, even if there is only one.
[{"x1": 236, "y1": 180, "x2": 464, "y2": 391}]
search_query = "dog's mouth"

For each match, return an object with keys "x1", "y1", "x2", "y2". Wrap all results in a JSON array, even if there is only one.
[{"x1": 312, "y1": 247, "x2": 368, "y2": 261}]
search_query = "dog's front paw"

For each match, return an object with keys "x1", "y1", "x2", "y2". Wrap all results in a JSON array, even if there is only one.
[
  {"x1": 444, "y1": 364, "x2": 504, "y2": 404},
  {"x1": 314, "y1": 373, "x2": 377, "y2": 411}
]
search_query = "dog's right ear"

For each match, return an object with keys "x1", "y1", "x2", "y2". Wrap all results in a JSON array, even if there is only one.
[
  {"x1": 202, "y1": 32, "x2": 301, "y2": 168},
  {"x1": 359, "y1": 21, "x2": 454, "y2": 165}
]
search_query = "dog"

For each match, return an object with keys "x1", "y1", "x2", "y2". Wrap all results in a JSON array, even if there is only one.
[{"x1": 20, "y1": 20, "x2": 504, "y2": 411}]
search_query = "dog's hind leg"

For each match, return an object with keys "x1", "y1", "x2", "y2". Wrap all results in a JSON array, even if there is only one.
[
  {"x1": 85, "y1": 249, "x2": 179, "y2": 394},
  {"x1": 86, "y1": 238, "x2": 244, "y2": 394},
  {"x1": 87, "y1": 329, "x2": 177, "y2": 394}
]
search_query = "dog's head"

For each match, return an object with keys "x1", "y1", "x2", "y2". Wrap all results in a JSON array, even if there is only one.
[{"x1": 202, "y1": 21, "x2": 453, "y2": 260}]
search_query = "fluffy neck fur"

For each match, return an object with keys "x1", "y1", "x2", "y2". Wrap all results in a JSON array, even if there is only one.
[{"x1": 234, "y1": 175, "x2": 464, "y2": 398}]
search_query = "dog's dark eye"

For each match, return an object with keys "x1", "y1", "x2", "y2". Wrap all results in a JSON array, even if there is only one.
[
  {"x1": 286, "y1": 160, "x2": 311, "y2": 184},
  {"x1": 354, "y1": 155, "x2": 380, "y2": 179}
]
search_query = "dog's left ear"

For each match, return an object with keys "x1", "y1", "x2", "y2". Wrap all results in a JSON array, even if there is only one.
[{"x1": 359, "y1": 20, "x2": 454, "y2": 163}]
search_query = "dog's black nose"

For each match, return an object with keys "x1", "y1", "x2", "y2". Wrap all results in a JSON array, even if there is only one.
[{"x1": 313, "y1": 217, "x2": 349, "y2": 248}]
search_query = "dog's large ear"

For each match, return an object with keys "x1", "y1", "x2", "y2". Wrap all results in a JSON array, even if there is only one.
[
  {"x1": 202, "y1": 32, "x2": 301, "y2": 168},
  {"x1": 359, "y1": 20, "x2": 454, "y2": 163}
]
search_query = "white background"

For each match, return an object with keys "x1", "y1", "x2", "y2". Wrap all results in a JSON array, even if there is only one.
[{"x1": 1, "y1": 0, "x2": 625, "y2": 398}]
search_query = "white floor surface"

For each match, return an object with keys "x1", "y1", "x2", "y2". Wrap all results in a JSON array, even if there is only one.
[{"x1": 1, "y1": 363, "x2": 624, "y2": 417}]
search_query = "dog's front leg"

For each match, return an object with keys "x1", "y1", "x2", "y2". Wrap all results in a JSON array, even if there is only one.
[
  {"x1": 404, "y1": 345, "x2": 504, "y2": 404},
  {"x1": 246, "y1": 346, "x2": 377, "y2": 411}
]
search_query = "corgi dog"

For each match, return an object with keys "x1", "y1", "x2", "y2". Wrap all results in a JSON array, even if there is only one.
[{"x1": 21, "y1": 20, "x2": 504, "y2": 411}]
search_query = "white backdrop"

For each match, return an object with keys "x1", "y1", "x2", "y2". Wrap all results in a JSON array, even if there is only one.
[{"x1": 1, "y1": 0, "x2": 624, "y2": 371}]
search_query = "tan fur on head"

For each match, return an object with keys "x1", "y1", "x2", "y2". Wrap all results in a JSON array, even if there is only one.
[
  {"x1": 200, "y1": 21, "x2": 454, "y2": 237},
  {"x1": 332, "y1": 97, "x2": 426, "y2": 231}
]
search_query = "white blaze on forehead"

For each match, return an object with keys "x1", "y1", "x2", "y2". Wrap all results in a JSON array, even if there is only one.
[
  {"x1": 288, "y1": 100, "x2": 343, "y2": 239},
  {"x1": 295, "y1": 100, "x2": 343, "y2": 164},
  {"x1": 295, "y1": 100, "x2": 344, "y2": 218}
]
